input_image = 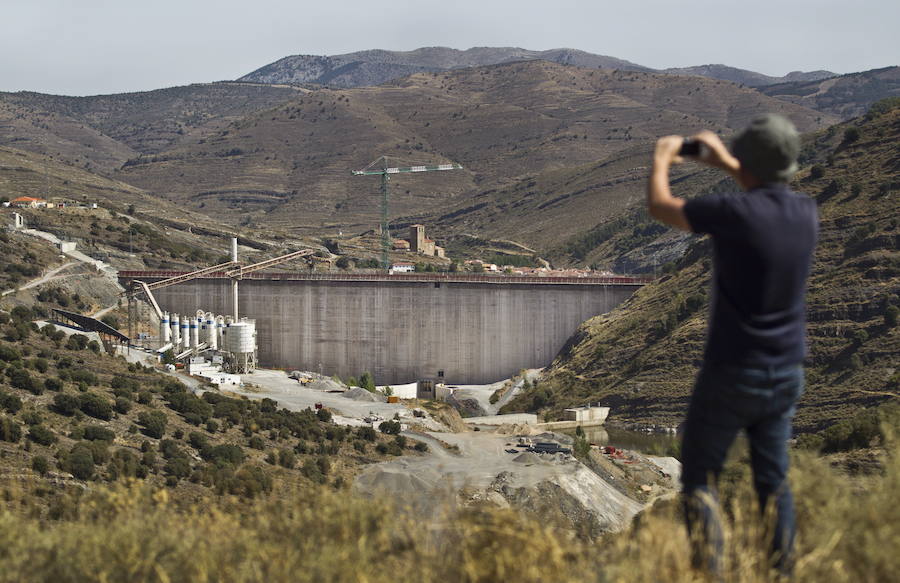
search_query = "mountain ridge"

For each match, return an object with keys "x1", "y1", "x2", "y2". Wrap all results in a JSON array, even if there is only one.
[{"x1": 238, "y1": 46, "x2": 833, "y2": 89}]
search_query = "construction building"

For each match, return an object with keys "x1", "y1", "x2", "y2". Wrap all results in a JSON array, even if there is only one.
[{"x1": 409, "y1": 225, "x2": 445, "y2": 258}]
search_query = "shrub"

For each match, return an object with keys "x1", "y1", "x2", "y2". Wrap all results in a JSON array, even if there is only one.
[
  {"x1": 0, "y1": 391, "x2": 23, "y2": 414},
  {"x1": 32, "y1": 358, "x2": 49, "y2": 373},
  {"x1": 301, "y1": 459, "x2": 326, "y2": 484},
  {"x1": 83, "y1": 425, "x2": 115, "y2": 442},
  {"x1": 66, "y1": 334, "x2": 90, "y2": 351},
  {"x1": 359, "y1": 372, "x2": 376, "y2": 391},
  {"x1": 64, "y1": 443, "x2": 95, "y2": 480},
  {"x1": 379, "y1": 420, "x2": 401, "y2": 435},
  {"x1": 0, "y1": 416, "x2": 22, "y2": 442},
  {"x1": 188, "y1": 432, "x2": 209, "y2": 451},
  {"x1": 53, "y1": 393, "x2": 80, "y2": 416},
  {"x1": 27, "y1": 425, "x2": 56, "y2": 446},
  {"x1": 44, "y1": 377, "x2": 63, "y2": 392},
  {"x1": 0, "y1": 344, "x2": 20, "y2": 362},
  {"x1": 842, "y1": 126, "x2": 860, "y2": 144},
  {"x1": 78, "y1": 392, "x2": 113, "y2": 420},
  {"x1": 201, "y1": 444, "x2": 245, "y2": 466},
  {"x1": 114, "y1": 397, "x2": 132, "y2": 414},
  {"x1": 108, "y1": 449, "x2": 140, "y2": 480},
  {"x1": 316, "y1": 408, "x2": 332, "y2": 423},
  {"x1": 885, "y1": 305, "x2": 899, "y2": 327},
  {"x1": 32, "y1": 455, "x2": 49, "y2": 476},
  {"x1": 357, "y1": 426, "x2": 377, "y2": 442},
  {"x1": 9, "y1": 369, "x2": 41, "y2": 395},
  {"x1": 248, "y1": 436, "x2": 264, "y2": 450},
  {"x1": 165, "y1": 456, "x2": 192, "y2": 479},
  {"x1": 69, "y1": 369, "x2": 98, "y2": 386},
  {"x1": 138, "y1": 411, "x2": 168, "y2": 439},
  {"x1": 277, "y1": 448, "x2": 296, "y2": 469}
]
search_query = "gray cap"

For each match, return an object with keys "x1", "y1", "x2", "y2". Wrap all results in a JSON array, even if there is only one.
[{"x1": 731, "y1": 114, "x2": 800, "y2": 183}]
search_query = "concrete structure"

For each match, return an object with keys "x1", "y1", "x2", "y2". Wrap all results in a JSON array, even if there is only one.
[
  {"x1": 416, "y1": 379, "x2": 451, "y2": 401},
  {"x1": 120, "y1": 272, "x2": 646, "y2": 384},
  {"x1": 563, "y1": 404, "x2": 611, "y2": 424},
  {"x1": 463, "y1": 413, "x2": 539, "y2": 426}
]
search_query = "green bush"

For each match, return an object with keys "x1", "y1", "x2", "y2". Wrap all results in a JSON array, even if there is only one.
[
  {"x1": 885, "y1": 305, "x2": 899, "y2": 327},
  {"x1": 44, "y1": 377, "x2": 63, "y2": 392},
  {"x1": 379, "y1": 420, "x2": 401, "y2": 435},
  {"x1": 357, "y1": 426, "x2": 377, "y2": 442},
  {"x1": 9, "y1": 369, "x2": 41, "y2": 395},
  {"x1": 0, "y1": 390, "x2": 22, "y2": 414},
  {"x1": 0, "y1": 416, "x2": 22, "y2": 442},
  {"x1": 359, "y1": 372, "x2": 376, "y2": 391},
  {"x1": 188, "y1": 432, "x2": 210, "y2": 451},
  {"x1": 64, "y1": 443, "x2": 95, "y2": 480},
  {"x1": 114, "y1": 397, "x2": 132, "y2": 414},
  {"x1": 69, "y1": 369, "x2": 98, "y2": 386},
  {"x1": 138, "y1": 410, "x2": 168, "y2": 439},
  {"x1": 277, "y1": 448, "x2": 296, "y2": 469},
  {"x1": 27, "y1": 425, "x2": 56, "y2": 446},
  {"x1": 842, "y1": 126, "x2": 861, "y2": 144},
  {"x1": 78, "y1": 392, "x2": 113, "y2": 420},
  {"x1": 83, "y1": 425, "x2": 115, "y2": 442},
  {"x1": 165, "y1": 456, "x2": 192, "y2": 479},
  {"x1": 201, "y1": 444, "x2": 245, "y2": 466},
  {"x1": 31, "y1": 455, "x2": 49, "y2": 476},
  {"x1": 52, "y1": 393, "x2": 80, "y2": 416},
  {"x1": 65, "y1": 334, "x2": 90, "y2": 351}
]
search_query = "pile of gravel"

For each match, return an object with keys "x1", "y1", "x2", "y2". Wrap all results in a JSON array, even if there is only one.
[
  {"x1": 343, "y1": 386, "x2": 387, "y2": 402},
  {"x1": 307, "y1": 379, "x2": 344, "y2": 392},
  {"x1": 512, "y1": 452, "x2": 547, "y2": 465}
]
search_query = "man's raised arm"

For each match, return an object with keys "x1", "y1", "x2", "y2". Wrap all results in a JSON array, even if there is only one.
[{"x1": 646, "y1": 130, "x2": 742, "y2": 232}]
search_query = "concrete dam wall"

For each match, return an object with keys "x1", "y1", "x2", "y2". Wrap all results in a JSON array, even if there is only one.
[{"x1": 134, "y1": 274, "x2": 642, "y2": 384}]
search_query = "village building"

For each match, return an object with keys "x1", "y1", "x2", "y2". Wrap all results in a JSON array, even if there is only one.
[{"x1": 408, "y1": 224, "x2": 445, "y2": 258}]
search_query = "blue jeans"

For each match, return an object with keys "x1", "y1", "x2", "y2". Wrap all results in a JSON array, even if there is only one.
[{"x1": 681, "y1": 363, "x2": 804, "y2": 576}]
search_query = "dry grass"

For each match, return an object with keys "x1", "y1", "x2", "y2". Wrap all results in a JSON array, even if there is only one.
[{"x1": 0, "y1": 440, "x2": 897, "y2": 582}]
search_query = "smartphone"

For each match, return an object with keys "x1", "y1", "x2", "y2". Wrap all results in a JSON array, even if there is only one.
[{"x1": 679, "y1": 139, "x2": 701, "y2": 157}]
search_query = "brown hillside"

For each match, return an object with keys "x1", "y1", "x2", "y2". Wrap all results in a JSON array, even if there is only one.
[
  {"x1": 112, "y1": 61, "x2": 836, "y2": 239},
  {"x1": 503, "y1": 103, "x2": 900, "y2": 434}
]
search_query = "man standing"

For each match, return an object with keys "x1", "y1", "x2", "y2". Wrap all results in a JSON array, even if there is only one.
[{"x1": 646, "y1": 114, "x2": 818, "y2": 576}]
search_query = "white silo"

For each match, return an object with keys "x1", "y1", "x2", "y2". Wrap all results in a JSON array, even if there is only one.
[
  {"x1": 206, "y1": 313, "x2": 217, "y2": 350},
  {"x1": 216, "y1": 316, "x2": 225, "y2": 349},
  {"x1": 171, "y1": 314, "x2": 181, "y2": 349},
  {"x1": 223, "y1": 319, "x2": 257, "y2": 373},
  {"x1": 180, "y1": 318, "x2": 189, "y2": 350},
  {"x1": 159, "y1": 312, "x2": 171, "y2": 347},
  {"x1": 190, "y1": 317, "x2": 200, "y2": 349}
]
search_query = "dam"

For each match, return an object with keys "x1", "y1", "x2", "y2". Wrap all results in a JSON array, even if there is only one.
[{"x1": 119, "y1": 271, "x2": 646, "y2": 384}]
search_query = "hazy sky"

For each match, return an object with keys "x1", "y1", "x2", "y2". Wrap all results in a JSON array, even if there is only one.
[{"x1": 2, "y1": 0, "x2": 897, "y2": 96}]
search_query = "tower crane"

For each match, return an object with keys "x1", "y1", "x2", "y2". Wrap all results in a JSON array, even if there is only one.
[{"x1": 352, "y1": 156, "x2": 463, "y2": 270}]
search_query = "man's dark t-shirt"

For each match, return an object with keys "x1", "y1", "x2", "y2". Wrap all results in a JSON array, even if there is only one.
[{"x1": 683, "y1": 184, "x2": 818, "y2": 368}]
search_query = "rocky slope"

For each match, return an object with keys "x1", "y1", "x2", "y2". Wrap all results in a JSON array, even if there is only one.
[
  {"x1": 238, "y1": 46, "x2": 834, "y2": 90},
  {"x1": 759, "y1": 66, "x2": 900, "y2": 120}
]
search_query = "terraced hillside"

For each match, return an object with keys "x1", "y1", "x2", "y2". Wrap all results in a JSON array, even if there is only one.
[
  {"x1": 503, "y1": 101, "x2": 900, "y2": 434},
  {"x1": 114, "y1": 61, "x2": 834, "y2": 235}
]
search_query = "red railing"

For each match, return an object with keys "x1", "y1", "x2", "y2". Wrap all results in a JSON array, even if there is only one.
[{"x1": 118, "y1": 270, "x2": 654, "y2": 286}]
